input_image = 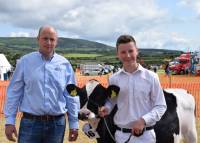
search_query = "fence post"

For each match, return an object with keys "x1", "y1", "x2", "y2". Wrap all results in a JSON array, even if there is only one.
[{"x1": 169, "y1": 75, "x2": 172, "y2": 88}]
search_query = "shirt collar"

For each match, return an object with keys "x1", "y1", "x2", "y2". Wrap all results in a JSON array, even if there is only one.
[
  {"x1": 119, "y1": 64, "x2": 144, "y2": 75},
  {"x1": 38, "y1": 50, "x2": 55, "y2": 61}
]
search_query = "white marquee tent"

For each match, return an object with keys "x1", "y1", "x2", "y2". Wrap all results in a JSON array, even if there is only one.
[{"x1": 0, "y1": 54, "x2": 12, "y2": 80}]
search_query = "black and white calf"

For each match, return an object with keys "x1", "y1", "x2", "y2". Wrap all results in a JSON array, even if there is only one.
[
  {"x1": 154, "y1": 89, "x2": 197, "y2": 143},
  {"x1": 66, "y1": 80, "x2": 197, "y2": 143},
  {"x1": 66, "y1": 79, "x2": 119, "y2": 143}
]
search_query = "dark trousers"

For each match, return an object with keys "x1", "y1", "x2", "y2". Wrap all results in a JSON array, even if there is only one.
[{"x1": 18, "y1": 115, "x2": 66, "y2": 143}]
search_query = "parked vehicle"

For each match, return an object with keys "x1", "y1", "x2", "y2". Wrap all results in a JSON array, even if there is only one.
[
  {"x1": 194, "y1": 52, "x2": 200, "y2": 75},
  {"x1": 80, "y1": 64, "x2": 103, "y2": 76},
  {"x1": 169, "y1": 52, "x2": 191, "y2": 74},
  {"x1": 80, "y1": 64, "x2": 115, "y2": 76}
]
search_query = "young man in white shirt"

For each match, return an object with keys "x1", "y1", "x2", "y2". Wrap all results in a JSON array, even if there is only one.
[{"x1": 99, "y1": 35, "x2": 167, "y2": 143}]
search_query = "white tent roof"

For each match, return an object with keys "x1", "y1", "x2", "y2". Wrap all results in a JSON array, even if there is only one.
[{"x1": 0, "y1": 53, "x2": 12, "y2": 72}]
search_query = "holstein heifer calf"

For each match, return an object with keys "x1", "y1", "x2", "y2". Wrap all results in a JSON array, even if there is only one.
[
  {"x1": 154, "y1": 89, "x2": 197, "y2": 143},
  {"x1": 66, "y1": 79, "x2": 119, "y2": 143},
  {"x1": 66, "y1": 80, "x2": 197, "y2": 143}
]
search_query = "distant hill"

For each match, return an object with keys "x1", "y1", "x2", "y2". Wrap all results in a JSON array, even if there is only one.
[
  {"x1": 138, "y1": 48, "x2": 182, "y2": 56},
  {"x1": 0, "y1": 37, "x2": 114, "y2": 54},
  {"x1": 0, "y1": 37, "x2": 182, "y2": 54},
  {"x1": 0, "y1": 37, "x2": 183, "y2": 66}
]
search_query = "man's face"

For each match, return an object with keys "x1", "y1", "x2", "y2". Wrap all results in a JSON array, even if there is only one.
[
  {"x1": 117, "y1": 42, "x2": 138, "y2": 66},
  {"x1": 37, "y1": 27, "x2": 57, "y2": 56}
]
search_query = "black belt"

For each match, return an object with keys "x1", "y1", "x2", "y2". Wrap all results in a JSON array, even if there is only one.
[
  {"x1": 23, "y1": 112, "x2": 65, "y2": 121},
  {"x1": 116, "y1": 125, "x2": 154, "y2": 133}
]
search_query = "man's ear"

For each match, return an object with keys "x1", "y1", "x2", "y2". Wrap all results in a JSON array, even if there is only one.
[
  {"x1": 66, "y1": 84, "x2": 79, "y2": 97},
  {"x1": 106, "y1": 85, "x2": 120, "y2": 99}
]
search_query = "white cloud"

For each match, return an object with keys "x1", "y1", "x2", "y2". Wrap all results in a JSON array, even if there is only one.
[
  {"x1": 195, "y1": 1, "x2": 200, "y2": 15},
  {"x1": 178, "y1": 0, "x2": 200, "y2": 16},
  {"x1": 0, "y1": 0, "x2": 199, "y2": 51},
  {"x1": 135, "y1": 29, "x2": 198, "y2": 52},
  {"x1": 10, "y1": 32, "x2": 30, "y2": 37},
  {"x1": 178, "y1": 0, "x2": 190, "y2": 6},
  {"x1": 0, "y1": 0, "x2": 166, "y2": 40}
]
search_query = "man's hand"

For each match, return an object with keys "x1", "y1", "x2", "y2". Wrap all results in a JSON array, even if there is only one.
[
  {"x1": 98, "y1": 106, "x2": 109, "y2": 117},
  {"x1": 68, "y1": 129, "x2": 78, "y2": 142},
  {"x1": 131, "y1": 118, "x2": 145, "y2": 136},
  {"x1": 5, "y1": 124, "x2": 18, "y2": 142}
]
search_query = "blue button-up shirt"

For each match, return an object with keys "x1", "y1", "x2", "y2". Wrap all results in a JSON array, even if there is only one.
[{"x1": 4, "y1": 51, "x2": 79, "y2": 129}]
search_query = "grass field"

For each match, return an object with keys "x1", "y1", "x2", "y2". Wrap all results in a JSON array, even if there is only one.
[
  {"x1": 0, "y1": 118, "x2": 199, "y2": 143},
  {"x1": 63, "y1": 53, "x2": 102, "y2": 58}
]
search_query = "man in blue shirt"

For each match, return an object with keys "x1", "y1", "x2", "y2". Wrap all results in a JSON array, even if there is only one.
[{"x1": 4, "y1": 25, "x2": 79, "y2": 143}]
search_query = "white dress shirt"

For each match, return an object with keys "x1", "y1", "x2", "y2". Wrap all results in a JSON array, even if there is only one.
[{"x1": 107, "y1": 64, "x2": 167, "y2": 129}]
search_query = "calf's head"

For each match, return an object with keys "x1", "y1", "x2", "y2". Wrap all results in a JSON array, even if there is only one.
[{"x1": 66, "y1": 79, "x2": 120, "y2": 119}]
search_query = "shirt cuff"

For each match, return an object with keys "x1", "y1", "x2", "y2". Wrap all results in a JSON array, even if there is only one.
[
  {"x1": 5, "y1": 116, "x2": 16, "y2": 125},
  {"x1": 142, "y1": 114, "x2": 151, "y2": 126},
  {"x1": 69, "y1": 120, "x2": 79, "y2": 129}
]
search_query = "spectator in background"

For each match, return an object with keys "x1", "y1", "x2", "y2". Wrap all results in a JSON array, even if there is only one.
[
  {"x1": 153, "y1": 66, "x2": 157, "y2": 73},
  {"x1": 4, "y1": 25, "x2": 79, "y2": 143},
  {"x1": 165, "y1": 63, "x2": 170, "y2": 76},
  {"x1": 7, "y1": 70, "x2": 12, "y2": 80}
]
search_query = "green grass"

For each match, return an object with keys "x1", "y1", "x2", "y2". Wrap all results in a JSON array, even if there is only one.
[
  {"x1": 63, "y1": 53, "x2": 102, "y2": 58},
  {"x1": 0, "y1": 118, "x2": 199, "y2": 143},
  {"x1": 157, "y1": 69, "x2": 165, "y2": 74}
]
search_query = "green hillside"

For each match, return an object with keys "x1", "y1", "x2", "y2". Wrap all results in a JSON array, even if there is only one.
[{"x1": 0, "y1": 37, "x2": 182, "y2": 67}]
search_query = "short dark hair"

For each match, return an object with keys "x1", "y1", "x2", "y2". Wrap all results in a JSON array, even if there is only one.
[{"x1": 116, "y1": 34, "x2": 136, "y2": 49}]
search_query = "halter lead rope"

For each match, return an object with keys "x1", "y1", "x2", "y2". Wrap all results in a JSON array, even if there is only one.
[{"x1": 103, "y1": 117, "x2": 116, "y2": 142}]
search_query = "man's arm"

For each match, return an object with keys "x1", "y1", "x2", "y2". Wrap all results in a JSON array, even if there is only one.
[
  {"x1": 65, "y1": 93, "x2": 79, "y2": 141},
  {"x1": 4, "y1": 59, "x2": 25, "y2": 125},
  {"x1": 65, "y1": 63, "x2": 79, "y2": 141},
  {"x1": 142, "y1": 74, "x2": 167, "y2": 126},
  {"x1": 4, "y1": 59, "x2": 25, "y2": 141}
]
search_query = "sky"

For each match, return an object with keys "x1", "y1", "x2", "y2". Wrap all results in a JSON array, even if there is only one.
[{"x1": 0, "y1": 0, "x2": 199, "y2": 52}]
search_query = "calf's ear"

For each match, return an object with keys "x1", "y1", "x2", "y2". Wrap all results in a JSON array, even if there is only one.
[
  {"x1": 107, "y1": 85, "x2": 120, "y2": 99},
  {"x1": 66, "y1": 84, "x2": 79, "y2": 97}
]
